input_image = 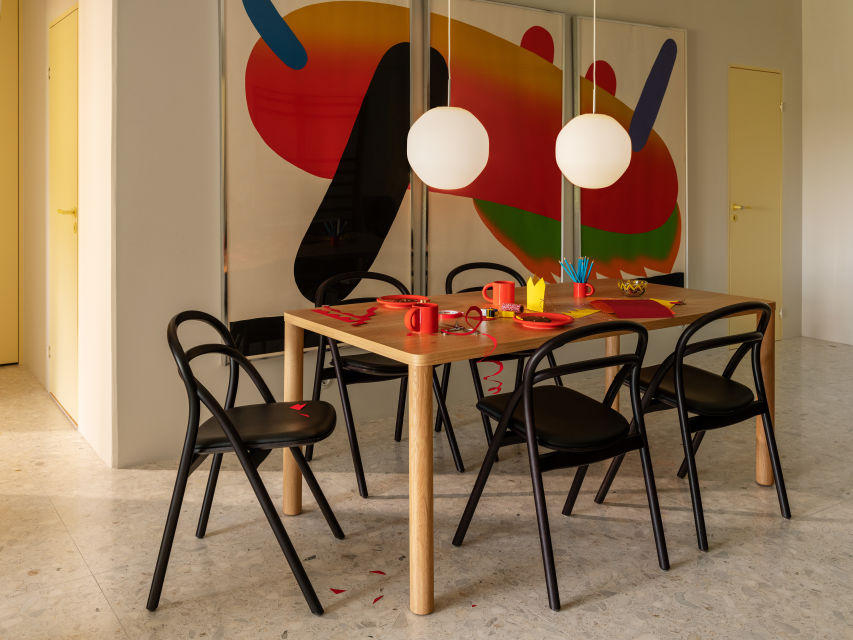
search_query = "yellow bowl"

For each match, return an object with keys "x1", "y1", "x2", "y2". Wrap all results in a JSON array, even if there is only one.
[{"x1": 617, "y1": 279, "x2": 647, "y2": 297}]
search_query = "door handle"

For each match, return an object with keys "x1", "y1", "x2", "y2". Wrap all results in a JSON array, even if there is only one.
[
  {"x1": 731, "y1": 203, "x2": 751, "y2": 211},
  {"x1": 57, "y1": 207, "x2": 78, "y2": 233}
]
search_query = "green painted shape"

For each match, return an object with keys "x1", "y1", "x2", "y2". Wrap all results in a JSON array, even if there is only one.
[
  {"x1": 581, "y1": 205, "x2": 679, "y2": 262},
  {"x1": 474, "y1": 200, "x2": 560, "y2": 260}
]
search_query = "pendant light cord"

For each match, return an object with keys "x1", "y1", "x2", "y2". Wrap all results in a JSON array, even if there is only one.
[
  {"x1": 592, "y1": 0, "x2": 597, "y2": 114},
  {"x1": 447, "y1": 0, "x2": 452, "y2": 105}
]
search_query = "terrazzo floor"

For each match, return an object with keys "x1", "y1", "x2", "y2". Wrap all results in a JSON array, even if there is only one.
[{"x1": 1, "y1": 337, "x2": 852, "y2": 639}]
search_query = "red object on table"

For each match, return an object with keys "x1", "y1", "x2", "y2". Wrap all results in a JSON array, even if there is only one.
[{"x1": 590, "y1": 298, "x2": 674, "y2": 318}]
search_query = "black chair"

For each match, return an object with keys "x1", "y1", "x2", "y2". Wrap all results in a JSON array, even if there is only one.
[
  {"x1": 147, "y1": 311, "x2": 344, "y2": 616},
  {"x1": 437, "y1": 262, "x2": 562, "y2": 447},
  {"x1": 594, "y1": 302, "x2": 791, "y2": 551},
  {"x1": 453, "y1": 321, "x2": 669, "y2": 611},
  {"x1": 305, "y1": 271, "x2": 464, "y2": 498}
]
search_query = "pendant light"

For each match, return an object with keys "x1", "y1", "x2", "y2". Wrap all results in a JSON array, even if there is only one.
[
  {"x1": 555, "y1": 0, "x2": 631, "y2": 189},
  {"x1": 406, "y1": 0, "x2": 489, "y2": 190}
]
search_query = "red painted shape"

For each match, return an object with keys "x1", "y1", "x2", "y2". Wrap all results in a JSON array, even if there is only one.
[
  {"x1": 372, "y1": 595, "x2": 384, "y2": 604},
  {"x1": 330, "y1": 588, "x2": 346, "y2": 594},
  {"x1": 585, "y1": 60, "x2": 616, "y2": 96},
  {"x1": 520, "y1": 26, "x2": 554, "y2": 62}
]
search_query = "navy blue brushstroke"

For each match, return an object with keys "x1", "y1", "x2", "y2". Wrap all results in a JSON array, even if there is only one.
[
  {"x1": 243, "y1": 0, "x2": 307, "y2": 70},
  {"x1": 628, "y1": 38, "x2": 677, "y2": 152}
]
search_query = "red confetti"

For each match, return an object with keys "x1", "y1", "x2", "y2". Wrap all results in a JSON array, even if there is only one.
[
  {"x1": 472, "y1": 604, "x2": 477, "y2": 607},
  {"x1": 290, "y1": 403, "x2": 306, "y2": 410},
  {"x1": 370, "y1": 570, "x2": 386, "y2": 575},
  {"x1": 372, "y1": 595, "x2": 384, "y2": 604},
  {"x1": 298, "y1": 413, "x2": 310, "y2": 417},
  {"x1": 330, "y1": 588, "x2": 346, "y2": 594}
]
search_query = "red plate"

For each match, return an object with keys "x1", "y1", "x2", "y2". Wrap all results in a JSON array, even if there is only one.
[
  {"x1": 513, "y1": 312, "x2": 574, "y2": 330},
  {"x1": 376, "y1": 294, "x2": 430, "y2": 309}
]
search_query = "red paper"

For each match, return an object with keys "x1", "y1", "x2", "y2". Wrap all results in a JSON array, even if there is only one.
[
  {"x1": 290, "y1": 403, "x2": 306, "y2": 410},
  {"x1": 590, "y1": 298, "x2": 674, "y2": 318},
  {"x1": 330, "y1": 588, "x2": 346, "y2": 594},
  {"x1": 372, "y1": 595, "x2": 384, "y2": 604},
  {"x1": 370, "y1": 570, "x2": 386, "y2": 575}
]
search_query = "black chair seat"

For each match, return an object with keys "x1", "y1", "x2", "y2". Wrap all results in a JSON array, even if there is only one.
[
  {"x1": 478, "y1": 386, "x2": 630, "y2": 450},
  {"x1": 341, "y1": 352, "x2": 407, "y2": 377},
  {"x1": 196, "y1": 401, "x2": 336, "y2": 452},
  {"x1": 638, "y1": 364, "x2": 754, "y2": 415}
]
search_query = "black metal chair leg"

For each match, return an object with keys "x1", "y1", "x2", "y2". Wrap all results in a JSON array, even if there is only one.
[
  {"x1": 195, "y1": 453, "x2": 222, "y2": 538},
  {"x1": 515, "y1": 358, "x2": 523, "y2": 388},
  {"x1": 638, "y1": 446, "x2": 670, "y2": 570},
  {"x1": 594, "y1": 453, "x2": 626, "y2": 504},
  {"x1": 546, "y1": 352, "x2": 563, "y2": 386},
  {"x1": 433, "y1": 370, "x2": 464, "y2": 473},
  {"x1": 678, "y1": 418, "x2": 709, "y2": 551},
  {"x1": 561, "y1": 465, "x2": 588, "y2": 516},
  {"x1": 453, "y1": 421, "x2": 509, "y2": 546},
  {"x1": 304, "y1": 443, "x2": 315, "y2": 462},
  {"x1": 394, "y1": 378, "x2": 407, "y2": 442},
  {"x1": 526, "y1": 439, "x2": 560, "y2": 611},
  {"x1": 232, "y1": 443, "x2": 323, "y2": 615},
  {"x1": 469, "y1": 359, "x2": 496, "y2": 449},
  {"x1": 761, "y1": 412, "x2": 791, "y2": 518},
  {"x1": 147, "y1": 431, "x2": 197, "y2": 611},
  {"x1": 676, "y1": 430, "x2": 706, "y2": 479},
  {"x1": 434, "y1": 363, "x2": 451, "y2": 433},
  {"x1": 329, "y1": 345, "x2": 369, "y2": 498},
  {"x1": 289, "y1": 447, "x2": 345, "y2": 539}
]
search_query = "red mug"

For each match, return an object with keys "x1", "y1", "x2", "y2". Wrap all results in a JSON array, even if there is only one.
[
  {"x1": 405, "y1": 303, "x2": 439, "y2": 334},
  {"x1": 482, "y1": 280, "x2": 516, "y2": 308},
  {"x1": 573, "y1": 282, "x2": 595, "y2": 298}
]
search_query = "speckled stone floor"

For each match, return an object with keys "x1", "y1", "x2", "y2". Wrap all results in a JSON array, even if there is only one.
[{"x1": 1, "y1": 337, "x2": 852, "y2": 639}]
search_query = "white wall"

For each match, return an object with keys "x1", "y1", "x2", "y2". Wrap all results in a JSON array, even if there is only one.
[
  {"x1": 106, "y1": 0, "x2": 804, "y2": 467},
  {"x1": 77, "y1": 0, "x2": 115, "y2": 464},
  {"x1": 112, "y1": 0, "x2": 222, "y2": 466},
  {"x1": 802, "y1": 0, "x2": 853, "y2": 345}
]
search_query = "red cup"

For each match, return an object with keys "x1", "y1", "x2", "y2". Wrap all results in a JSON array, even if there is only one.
[
  {"x1": 405, "y1": 303, "x2": 439, "y2": 334},
  {"x1": 482, "y1": 280, "x2": 516, "y2": 308},
  {"x1": 573, "y1": 282, "x2": 595, "y2": 298}
]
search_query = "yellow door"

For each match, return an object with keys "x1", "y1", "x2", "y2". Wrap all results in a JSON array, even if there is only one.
[
  {"x1": 728, "y1": 66, "x2": 783, "y2": 339},
  {"x1": 48, "y1": 8, "x2": 78, "y2": 421},
  {"x1": 0, "y1": 0, "x2": 19, "y2": 364}
]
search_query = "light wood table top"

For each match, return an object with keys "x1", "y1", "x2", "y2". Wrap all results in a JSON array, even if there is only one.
[{"x1": 284, "y1": 280, "x2": 770, "y2": 366}]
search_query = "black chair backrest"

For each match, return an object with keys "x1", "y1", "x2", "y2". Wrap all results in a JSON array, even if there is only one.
[
  {"x1": 494, "y1": 321, "x2": 649, "y2": 438},
  {"x1": 168, "y1": 311, "x2": 276, "y2": 427},
  {"x1": 445, "y1": 262, "x2": 526, "y2": 294},
  {"x1": 314, "y1": 271, "x2": 409, "y2": 307},
  {"x1": 649, "y1": 301, "x2": 771, "y2": 406}
]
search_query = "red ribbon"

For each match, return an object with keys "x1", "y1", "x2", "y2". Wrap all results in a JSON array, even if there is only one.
[{"x1": 441, "y1": 306, "x2": 503, "y2": 395}]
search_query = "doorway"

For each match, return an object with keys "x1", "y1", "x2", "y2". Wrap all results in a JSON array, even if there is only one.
[
  {"x1": 47, "y1": 7, "x2": 78, "y2": 421},
  {"x1": 727, "y1": 66, "x2": 783, "y2": 339}
]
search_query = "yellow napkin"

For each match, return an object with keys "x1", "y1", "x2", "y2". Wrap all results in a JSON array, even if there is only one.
[
  {"x1": 650, "y1": 298, "x2": 680, "y2": 309},
  {"x1": 563, "y1": 308, "x2": 600, "y2": 319}
]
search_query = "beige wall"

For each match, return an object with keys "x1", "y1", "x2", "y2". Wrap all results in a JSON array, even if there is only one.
[{"x1": 802, "y1": 0, "x2": 853, "y2": 345}]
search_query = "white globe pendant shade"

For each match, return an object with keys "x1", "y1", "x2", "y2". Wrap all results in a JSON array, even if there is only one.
[
  {"x1": 555, "y1": 113, "x2": 632, "y2": 189},
  {"x1": 406, "y1": 106, "x2": 489, "y2": 190}
]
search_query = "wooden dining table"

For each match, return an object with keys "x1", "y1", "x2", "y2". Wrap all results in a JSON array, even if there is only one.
[{"x1": 281, "y1": 279, "x2": 777, "y2": 615}]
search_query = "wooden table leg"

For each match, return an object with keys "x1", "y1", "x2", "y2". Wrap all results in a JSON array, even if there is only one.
[
  {"x1": 282, "y1": 322, "x2": 304, "y2": 515},
  {"x1": 408, "y1": 364, "x2": 434, "y2": 615},
  {"x1": 605, "y1": 335, "x2": 620, "y2": 412},
  {"x1": 756, "y1": 307, "x2": 775, "y2": 486}
]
